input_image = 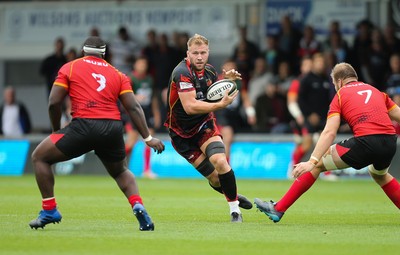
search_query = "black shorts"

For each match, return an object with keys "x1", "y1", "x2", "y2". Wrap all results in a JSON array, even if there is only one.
[
  {"x1": 169, "y1": 119, "x2": 221, "y2": 164},
  {"x1": 53, "y1": 118, "x2": 125, "y2": 162},
  {"x1": 336, "y1": 134, "x2": 397, "y2": 170}
]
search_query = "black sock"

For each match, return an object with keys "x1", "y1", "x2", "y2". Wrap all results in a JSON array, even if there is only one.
[
  {"x1": 218, "y1": 169, "x2": 237, "y2": 201},
  {"x1": 209, "y1": 182, "x2": 223, "y2": 194}
]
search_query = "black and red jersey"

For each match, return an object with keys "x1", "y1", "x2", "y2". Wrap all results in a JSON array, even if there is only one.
[{"x1": 164, "y1": 59, "x2": 218, "y2": 138}]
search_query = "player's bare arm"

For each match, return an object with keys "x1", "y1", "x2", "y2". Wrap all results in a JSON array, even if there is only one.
[
  {"x1": 119, "y1": 92, "x2": 165, "y2": 154},
  {"x1": 48, "y1": 85, "x2": 68, "y2": 132},
  {"x1": 179, "y1": 89, "x2": 238, "y2": 115},
  {"x1": 388, "y1": 105, "x2": 400, "y2": 124},
  {"x1": 292, "y1": 115, "x2": 340, "y2": 178}
]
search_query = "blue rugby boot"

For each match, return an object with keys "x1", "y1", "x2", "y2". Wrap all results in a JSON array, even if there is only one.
[
  {"x1": 254, "y1": 198, "x2": 284, "y2": 223},
  {"x1": 133, "y1": 203, "x2": 154, "y2": 231},
  {"x1": 29, "y1": 208, "x2": 62, "y2": 229}
]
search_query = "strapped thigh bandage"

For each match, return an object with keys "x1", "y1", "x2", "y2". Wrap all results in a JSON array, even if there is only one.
[
  {"x1": 368, "y1": 165, "x2": 389, "y2": 175},
  {"x1": 322, "y1": 146, "x2": 338, "y2": 170}
]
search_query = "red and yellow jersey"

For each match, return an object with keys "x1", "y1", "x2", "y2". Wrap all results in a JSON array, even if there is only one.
[
  {"x1": 287, "y1": 79, "x2": 300, "y2": 99},
  {"x1": 328, "y1": 81, "x2": 396, "y2": 137},
  {"x1": 53, "y1": 56, "x2": 132, "y2": 120}
]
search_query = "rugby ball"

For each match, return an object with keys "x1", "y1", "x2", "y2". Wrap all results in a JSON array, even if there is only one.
[{"x1": 206, "y1": 79, "x2": 237, "y2": 102}]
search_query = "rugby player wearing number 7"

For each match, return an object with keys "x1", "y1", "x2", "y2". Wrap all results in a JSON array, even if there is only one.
[
  {"x1": 255, "y1": 62, "x2": 400, "y2": 223},
  {"x1": 164, "y1": 34, "x2": 253, "y2": 223}
]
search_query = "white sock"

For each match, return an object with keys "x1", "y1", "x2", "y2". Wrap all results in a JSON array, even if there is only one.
[{"x1": 228, "y1": 200, "x2": 240, "y2": 214}]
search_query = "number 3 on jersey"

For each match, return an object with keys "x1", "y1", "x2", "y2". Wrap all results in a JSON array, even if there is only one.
[
  {"x1": 92, "y1": 73, "x2": 106, "y2": 92},
  {"x1": 357, "y1": 89, "x2": 371, "y2": 104}
]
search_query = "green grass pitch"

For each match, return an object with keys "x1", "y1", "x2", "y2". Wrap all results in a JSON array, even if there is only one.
[{"x1": 0, "y1": 175, "x2": 399, "y2": 255}]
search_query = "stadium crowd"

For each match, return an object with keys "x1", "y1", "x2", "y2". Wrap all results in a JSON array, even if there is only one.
[{"x1": 4, "y1": 16, "x2": 400, "y2": 140}]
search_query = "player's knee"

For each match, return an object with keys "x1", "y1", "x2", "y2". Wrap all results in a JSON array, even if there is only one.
[
  {"x1": 205, "y1": 141, "x2": 228, "y2": 170},
  {"x1": 195, "y1": 158, "x2": 215, "y2": 177},
  {"x1": 368, "y1": 165, "x2": 388, "y2": 176}
]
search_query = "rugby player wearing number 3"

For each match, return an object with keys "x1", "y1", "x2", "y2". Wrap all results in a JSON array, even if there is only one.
[
  {"x1": 164, "y1": 34, "x2": 252, "y2": 222},
  {"x1": 255, "y1": 62, "x2": 400, "y2": 223},
  {"x1": 29, "y1": 36, "x2": 165, "y2": 231}
]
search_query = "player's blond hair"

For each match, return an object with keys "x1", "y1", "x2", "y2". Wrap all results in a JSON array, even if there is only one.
[
  {"x1": 187, "y1": 34, "x2": 209, "y2": 48},
  {"x1": 330, "y1": 62, "x2": 358, "y2": 83}
]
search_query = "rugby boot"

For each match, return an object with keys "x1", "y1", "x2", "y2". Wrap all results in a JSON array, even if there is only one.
[
  {"x1": 29, "y1": 208, "x2": 62, "y2": 229},
  {"x1": 238, "y1": 194, "x2": 253, "y2": 209},
  {"x1": 254, "y1": 198, "x2": 284, "y2": 223},
  {"x1": 133, "y1": 203, "x2": 155, "y2": 231},
  {"x1": 230, "y1": 212, "x2": 243, "y2": 223}
]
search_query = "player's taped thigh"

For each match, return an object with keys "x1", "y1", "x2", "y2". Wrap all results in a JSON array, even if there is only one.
[
  {"x1": 196, "y1": 158, "x2": 215, "y2": 177},
  {"x1": 368, "y1": 165, "x2": 389, "y2": 175},
  {"x1": 205, "y1": 141, "x2": 226, "y2": 158},
  {"x1": 322, "y1": 146, "x2": 338, "y2": 171}
]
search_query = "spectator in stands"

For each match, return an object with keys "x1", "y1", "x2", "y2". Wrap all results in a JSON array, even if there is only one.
[
  {"x1": 262, "y1": 35, "x2": 286, "y2": 75},
  {"x1": 39, "y1": 37, "x2": 67, "y2": 95},
  {"x1": 362, "y1": 28, "x2": 390, "y2": 91},
  {"x1": 215, "y1": 59, "x2": 255, "y2": 162},
  {"x1": 141, "y1": 29, "x2": 159, "y2": 80},
  {"x1": 0, "y1": 86, "x2": 31, "y2": 137},
  {"x1": 287, "y1": 56, "x2": 313, "y2": 166},
  {"x1": 323, "y1": 31, "x2": 349, "y2": 63},
  {"x1": 277, "y1": 15, "x2": 301, "y2": 74},
  {"x1": 298, "y1": 53, "x2": 337, "y2": 180},
  {"x1": 383, "y1": 23, "x2": 400, "y2": 56},
  {"x1": 66, "y1": 47, "x2": 77, "y2": 62},
  {"x1": 275, "y1": 60, "x2": 295, "y2": 97},
  {"x1": 386, "y1": 54, "x2": 400, "y2": 134},
  {"x1": 231, "y1": 26, "x2": 260, "y2": 85},
  {"x1": 176, "y1": 32, "x2": 190, "y2": 60},
  {"x1": 125, "y1": 56, "x2": 161, "y2": 179},
  {"x1": 297, "y1": 25, "x2": 321, "y2": 59},
  {"x1": 110, "y1": 26, "x2": 140, "y2": 75},
  {"x1": 248, "y1": 56, "x2": 274, "y2": 105},
  {"x1": 154, "y1": 33, "x2": 179, "y2": 124},
  {"x1": 254, "y1": 78, "x2": 290, "y2": 133},
  {"x1": 350, "y1": 19, "x2": 373, "y2": 81}
]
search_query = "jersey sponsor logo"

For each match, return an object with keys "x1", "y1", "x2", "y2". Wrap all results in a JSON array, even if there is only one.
[{"x1": 179, "y1": 81, "x2": 193, "y2": 90}]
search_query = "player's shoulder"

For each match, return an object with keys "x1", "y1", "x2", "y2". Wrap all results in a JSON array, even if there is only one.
[
  {"x1": 205, "y1": 63, "x2": 216, "y2": 73},
  {"x1": 172, "y1": 60, "x2": 191, "y2": 78}
]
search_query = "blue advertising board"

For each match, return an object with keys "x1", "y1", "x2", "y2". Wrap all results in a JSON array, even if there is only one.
[
  {"x1": 0, "y1": 140, "x2": 30, "y2": 176},
  {"x1": 128, "y1": 141, "x2": 295, "y2": 179},
  {"x1": 265, "y1": 0, "x2": 366, "y2": 37}
]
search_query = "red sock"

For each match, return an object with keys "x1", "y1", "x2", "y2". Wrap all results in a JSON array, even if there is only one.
[
  {"x1": 42, "y1": 197, "x2": 57, "y2": 210},
  {"x1": 144, "y1": 146, "x2": 151, "y2": 172},
  {"x1": 275, "y1": 172, "x2": 317, "y2": 212},
  {"x1": 292, "y1": 145, "x2": 305, "y2": 165},
  {"x1": 128, "y1": 195, "x2": 143, "y2": 207},
  {"x1": 381, "y1": 178, "x2": 400, "y2": 209}
]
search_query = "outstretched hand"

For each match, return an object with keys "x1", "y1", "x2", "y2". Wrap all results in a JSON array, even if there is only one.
[
  {"x1": 292, "y1": 161, "x2": 315, "y2": 178},
  {"x1": 223, "y1": 69, "x2": 242, "y2": 80},
  {"x1": 145, "y1": 138, "x2": 165, "y2": 154}
]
